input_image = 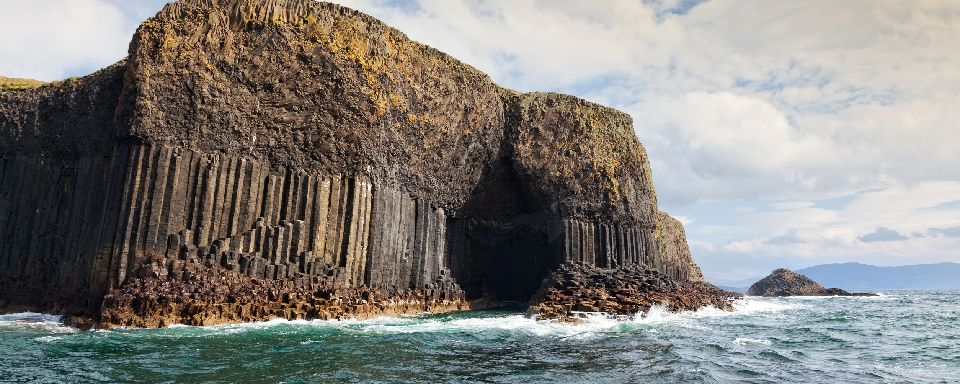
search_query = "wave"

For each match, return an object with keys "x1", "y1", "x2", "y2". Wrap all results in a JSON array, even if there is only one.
[
  {"x1": 1, "y1": 296, "x2": 800, "y2": 339},
  {"x1": 156, "y1": 297, "x2": 801, "y2": 338},
  {"x1": 185, "y1": 315, "x2": 623, "y2": 339},
  {"x1": 0, "y1": 312, "x2": 77, "y2": 334},
  {"x1": 634, "y1": 297, "x2": 799, "y2": 321},
  {"x1": 732, "y1": 337, "x2": 772, "y2": 346}
]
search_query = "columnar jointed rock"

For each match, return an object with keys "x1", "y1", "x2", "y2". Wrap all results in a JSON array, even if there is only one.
[
  {"x1": 747, "y1": 269, "x2": 876, "y2": 297},
  {"x1": 0, "y1": 0, "x2": 725, "y2": 327}
]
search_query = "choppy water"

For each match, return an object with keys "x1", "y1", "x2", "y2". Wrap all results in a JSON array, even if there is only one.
[{"x1": 1, "y1": 291, "x2": 958, "y2": 383}]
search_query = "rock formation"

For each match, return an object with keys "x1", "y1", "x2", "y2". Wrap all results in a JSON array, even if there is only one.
[
  {"x1": 0, "y1": 0, "x2": 715, "y2": 328},
  {"x1": 747, "y1": 269, "x2": 876, "y2": 297},
  {"x1": 529, "y1": 263, "x2": 737, "y2": 322}
]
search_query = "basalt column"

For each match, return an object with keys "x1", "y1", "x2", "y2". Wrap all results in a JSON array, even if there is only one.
[{"x1": 100, "y1": 145, "x2": 459, "y2": 292}]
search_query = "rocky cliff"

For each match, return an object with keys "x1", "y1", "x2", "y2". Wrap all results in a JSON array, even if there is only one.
[{"x1": 0, "y1": 0, "x2": 712, "y2": 327}]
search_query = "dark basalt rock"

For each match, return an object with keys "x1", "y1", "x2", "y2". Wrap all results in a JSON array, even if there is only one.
[
  {"x1": 748, "y1": 269, "x2": 877, "y2": 297},
  {"x1": 528, "y1": 263, "x2": 739, "y2": 321},
  {"x1": 0, "y1": 0, "x2": 724, "y2": 328}
]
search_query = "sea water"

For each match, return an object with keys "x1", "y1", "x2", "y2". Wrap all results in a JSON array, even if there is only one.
[{"x1": 1, "y1": 291, "x2": 958, "y2": 383}]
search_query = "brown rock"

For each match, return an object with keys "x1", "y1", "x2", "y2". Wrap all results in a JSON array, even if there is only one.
[
  {"x1": 747, "y1": 269, "x2": 877, "y2": 297},
  {"x1": 528, "y1": 263, "x2": 740, "y2": 321}
]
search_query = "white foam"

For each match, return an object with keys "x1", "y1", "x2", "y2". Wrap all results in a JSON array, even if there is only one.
[
  {"x1": 158, "y1": 313, "x2": 632, "y2": 339},
  {"x1": 0, "y1": 312, "x2": 76, "y2": 334},
  {"x1": 731, "y1": 297, "x2": 801, "y2": 315},
  {"x1": 154, "y1": 297, "x2": 800, "y2": 337},
  {"x1": 626, "y1": 298, "x2": 798, "y2": 323},
  {"x1": 733, "y1": 337, "x2": 772, "y2": 346},
  {"x1": 336, "y1": 314, "x2": 622, "y2": 339}
]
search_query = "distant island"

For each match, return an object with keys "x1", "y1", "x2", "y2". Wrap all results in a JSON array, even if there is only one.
[
  {"x1": 746, "y1": 268, "x2": 875, "y2": 297},
  {"x1": 796, "y1": 262, "x2": 960, "y2": 290},
  {"x1": 716, "y1": 262, "x2": 960, "y2": 291}
]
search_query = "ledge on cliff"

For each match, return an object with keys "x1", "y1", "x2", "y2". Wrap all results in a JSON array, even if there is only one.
[{"x1": 0, "y1": 0, "x2": 724, "y2": 328}]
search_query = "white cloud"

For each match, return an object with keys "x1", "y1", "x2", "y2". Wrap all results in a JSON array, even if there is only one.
[
  {"x1": 671, "y1": 215, "x2": 694, "y2": 226},
  {"x1": 0, "y1": 0, "x2": 133, "y2": 80},
  {"x1": 859, "y1": 227, "x2": 908, "y2": 243}
]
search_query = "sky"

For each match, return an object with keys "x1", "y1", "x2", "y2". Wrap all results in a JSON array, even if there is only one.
[{"x1": 2, "y1": 0, "x2": 958, "y2": 284}]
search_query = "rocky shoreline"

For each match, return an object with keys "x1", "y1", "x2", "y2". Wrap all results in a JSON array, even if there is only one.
[
  {"x1": 529, "y1": 263, "x2": 740, "y2": 321},
  {"x1": 85, "y1": 259, "x2": 467, "y2": 329}
]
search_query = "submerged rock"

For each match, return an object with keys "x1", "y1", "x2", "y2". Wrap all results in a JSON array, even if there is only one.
[
  {"x1": 528, "y1": 263, "x2": 740, "y2": 321},
  {"x1": 747, "y1": 269, "x2": 876, "y2": 297}
]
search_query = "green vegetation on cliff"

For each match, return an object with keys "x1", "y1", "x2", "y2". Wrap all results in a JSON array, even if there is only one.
[{"x1": 0, "y1": 76, "x2": 45, "y2": 92}]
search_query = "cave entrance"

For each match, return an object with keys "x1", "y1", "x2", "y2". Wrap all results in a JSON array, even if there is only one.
[
  {"x1": 446, "y1": 217, "x2": 561, "y2": 303},
  {"x1": 445, "y1": 156, "x2": 563, "y2": 304}
]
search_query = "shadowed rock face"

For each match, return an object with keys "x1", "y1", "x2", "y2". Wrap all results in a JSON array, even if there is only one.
[
  {"x1": 0, "y1": 0, "x2": 716, "y2": 327},
  {"x1": 747, "y1": 269, "x2": 876, "y2": 297}
]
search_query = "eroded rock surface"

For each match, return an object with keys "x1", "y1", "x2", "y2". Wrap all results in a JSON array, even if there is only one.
[
  {"x1": 529, "y1": 263, "x2": 739, "y2": 321},
  {"x1": 95, "y1": 259, "x2": 465, "y2": 328},
  {"x1": 747, "y1": 269, "x2": 876, "y2": 297}
]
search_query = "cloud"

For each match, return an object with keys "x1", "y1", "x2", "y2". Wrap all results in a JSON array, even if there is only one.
[
  {"x1": 0, "y1": 0, "x2": 127, "y2": 80},
  {"x1": 859, "y1": 227, "x2": 908, "y2": 243},
  {"x1": 671, "y1": 215, "x2": 694, "y2": 226},
  {"x1": 928, "y1": 227, "x2": 960, "y2": 238}
]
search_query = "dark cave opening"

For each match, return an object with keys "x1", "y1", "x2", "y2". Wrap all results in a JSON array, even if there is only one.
[{"x1": 447, "y1": 155, "x2": 563, "y2": 303}]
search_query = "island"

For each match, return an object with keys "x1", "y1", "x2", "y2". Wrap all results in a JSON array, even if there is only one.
[
  {"x1": 748, "y1": 269, "x2": 876, "y2": 297},
  {"x1": 0, "y1": 0, "x2": 736, "y2": 328}
]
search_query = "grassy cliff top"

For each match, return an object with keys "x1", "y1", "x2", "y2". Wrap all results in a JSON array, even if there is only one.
[{"x1": 0, "y1": 76, "x2": 46, "y2": 92}]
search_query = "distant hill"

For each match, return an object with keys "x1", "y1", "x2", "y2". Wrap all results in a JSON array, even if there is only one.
[
  {"x1": 716, "y1": 285, "x2": 747, "y2": 293},
  {"x1": 795, "y1": 262, "x2": 960, "y2": 290}
]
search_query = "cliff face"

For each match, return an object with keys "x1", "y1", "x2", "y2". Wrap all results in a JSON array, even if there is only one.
[
  {"x1": 655, "y1": 211, "x2": 704, "y2": 282},
  {"x1": 0, "y1": 0, "x2": 711, "y2": 326}
]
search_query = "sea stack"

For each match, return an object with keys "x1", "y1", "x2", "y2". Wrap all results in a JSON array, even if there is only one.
[
  {"x1": 0, "y1": 0, "x2": 725, "y2": 328},
  {"x1": 748, "y1": 269, "x2": 876, "y2": 297}
]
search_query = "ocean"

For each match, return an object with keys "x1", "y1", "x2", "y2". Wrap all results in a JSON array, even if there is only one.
[{"x1": 1, "y1": 291, "x2": 958, "y2": 383}]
